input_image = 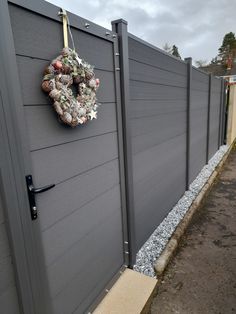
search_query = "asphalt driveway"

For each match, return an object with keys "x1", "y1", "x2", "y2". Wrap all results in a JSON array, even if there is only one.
[{"x1": 151, "y1": 148, "x2": 236, "y2": 314}]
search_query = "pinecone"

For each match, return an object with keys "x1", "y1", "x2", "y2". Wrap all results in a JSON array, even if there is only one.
[
  {"x1": 62, "y1": 65, "x2": 71, "y2": 74},
  {"x1": 53, "y1": 101, "x2": 63, "y2": 115},
  {"x1": 74, "y1": 75, "x2": 83, "y2": 84},
  {"x1": 85, "y1": 70, "x2": 94, "y2": 80},
  {"x1": 44, "y1": 65, "x2": 54, "y2": 75},
  {"x1": 49, "y1": 89, "x2": 61, "y2": 100},
  {"x1": 42, "y1": 80, "x2": 52, "y2": 93},
  {"x1": 61, "y1": 47, "x2": 71, "y2": 56}
]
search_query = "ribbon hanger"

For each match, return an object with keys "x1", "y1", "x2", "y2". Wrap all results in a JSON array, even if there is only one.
[{"x1": 59, "y1": 9, "x2": 75, "y2": 51}]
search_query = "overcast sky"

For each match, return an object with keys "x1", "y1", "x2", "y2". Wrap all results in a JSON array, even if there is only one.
[{"x1": 46, "y1": 0, "x2": 235, "y2": 64}]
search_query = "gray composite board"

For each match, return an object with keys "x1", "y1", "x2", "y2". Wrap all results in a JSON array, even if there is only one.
[
  {"x1": 31, "y1": 132, "x2": 118, "y2": 186},
  {"x1": 130, "y1": 80, "x2": 187, "y2": 100},
  {"x1": 128, "y1": 35, "x2": 187, "y2": 250},
  {"x1": 9, "y1": 4, "x2": 114, "y2": 71},
  {"x1": 42, "y1": 185, "x2": 121, "y2": 266},
  {"x1": 211, "y1": 76, "x2": 222, "y2": 92},
  {"x1": 131, "y1": 111, "x2": 186, "y2": 155},
  {"x1": 189, "y1": 68, "x2": 209, "y2": 183},
  {"x1": 133, "y1": 134, "x2": 186, "y2": 248},
  {"x1": 129, "y1": 59, "x2": 187, "y2": 88},
  {"x1": 37, "y1": 159, "x2": 120, "y2": 231},
  {"x1": 130, "y1": 99, "x2": 186, "y2": 119},
  {"x1": 52, "y1": 222, "x2": 123, "y2": 314},
  {"x1": 16, "y1": 56, "x2": 115, "y2": 105},
  {"x1": 208, "y1": 77, "x2": 222, "y2": 158},
  {"x1": 46, "y1": 207, "x2": 122, "y2": 296},
  {"x1": 24, "y1": 103, "x2": 117, "y2": 151},
  {"x1": 9, "y1": 3, "x2": 125, "y2": 314},
  {"x1": 0, "y1": 195, "x2": 20, "y2": 314},
  {"x1": 128, "y1": 35, "x2": 187, "y2": 76}
]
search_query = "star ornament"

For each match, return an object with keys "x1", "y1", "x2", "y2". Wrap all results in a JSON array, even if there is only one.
[
  {"x1": 75, "y1": 56, "x2": 82, "y2": 65},
  {"x1": 88, "y1": 110, "x2": 97, "y2": 120}
]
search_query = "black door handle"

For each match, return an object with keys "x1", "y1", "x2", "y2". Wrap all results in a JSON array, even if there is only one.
[
  {"x1": 28, "y1": 183, "x2": 55, "y2": 194},
  {"x1": 26, "y1": 175, "x2": 55, "y2": 220}
]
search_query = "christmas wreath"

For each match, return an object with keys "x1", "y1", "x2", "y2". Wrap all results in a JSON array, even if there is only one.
[{"x1": 42, "y1": 47, "x2": 100, "y2": 127}]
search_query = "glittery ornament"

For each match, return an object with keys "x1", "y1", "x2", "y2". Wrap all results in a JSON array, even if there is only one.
[{"x1": 53, "y1": 60, "x2": 63, "y2": 70}]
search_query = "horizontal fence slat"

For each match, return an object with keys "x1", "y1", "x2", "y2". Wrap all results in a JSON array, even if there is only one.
[
  {"x1": 47, "y1": 209, "x2": 123, "y2": 299},
  {"x1": 25, "y1": 103, "x2": 117, "y2": 151},
  {"x1": 0, "y1": 223, "x2": 10, "y2": 259},
  {"x1": 16, "y1": 56, "x2": 115, "y2": 105},
  {"x1": 38, "y1": 159, "x2": 120, "y2": 231},
  {"x1": 52, "y1": 218, "x2": 123, "y2": 314},
  {"x1": 130, "y1": 80, "x2": 187, "y2": 100},
  {"x1": 0, "y1": 256, "x2": 16, "y2": 297},
  {"x1": 42, "y1": 185, "x2": 121, "y2": 266},
  {"x1": 129, "y1": 59, "x2": 187, "y2": 88},
  {"x1": 133, "y1": 134, "x2": 186, "y2": 249},
  {"x1": 31, "y1": 132, "x2": 118, "y2": 186},
  {"x1": 0, "y1": 285, "x2": 20, "y2": 314},
  {"x1": 130, "y1": 99, "x2": 186, "y2": 119},
  {"x1": 128, "y1": 36, "x2": 187, "y2": 76},
  {"x1": 9, "y1": 4, "x2": 114, "y2": 71},
  {"x1": 131, "y1": 112, "x2": 186, "y2": 155}
]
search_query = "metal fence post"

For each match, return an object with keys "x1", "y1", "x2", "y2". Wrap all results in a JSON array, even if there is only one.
[
  {"x1": 184, "y1": 57, "x2": 192, "y2": 190},
  {"x1": 206, "y1": 74, "x2": 212, "y2": 163},
  {"x1": 111, "y1": 19, "x2": 136, "y2": 266}
]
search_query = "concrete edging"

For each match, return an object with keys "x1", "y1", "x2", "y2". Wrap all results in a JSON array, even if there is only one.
[{"x1": 154, "y1": 143, "x2": 235, "y2": 277}]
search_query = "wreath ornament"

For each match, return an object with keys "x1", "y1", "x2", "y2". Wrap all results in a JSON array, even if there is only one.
[{"x1": 41, "y1": 10, "x2": 100, "y2": 127}]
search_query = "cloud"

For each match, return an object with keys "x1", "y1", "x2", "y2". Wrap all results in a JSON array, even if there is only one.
[{"x1": 46, "y1": 0, "x2": 236, "y2": 63}]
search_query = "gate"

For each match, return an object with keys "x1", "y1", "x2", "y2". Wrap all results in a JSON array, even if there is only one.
[{"x1": 1, "y1": 0, "x2": 128, "y2": 313}]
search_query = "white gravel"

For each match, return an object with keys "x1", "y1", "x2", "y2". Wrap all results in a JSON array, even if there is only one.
[{"x1": 133, "y1": 145, "x2": 229, "y2": 277}]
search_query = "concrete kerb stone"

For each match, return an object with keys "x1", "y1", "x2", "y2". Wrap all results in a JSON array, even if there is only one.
[{"x1": 154, "y1": 141, "x2": 235, "y2": 278}]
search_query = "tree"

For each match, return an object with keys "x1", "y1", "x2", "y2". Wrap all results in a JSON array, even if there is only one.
[
  {"x1": 163, "y1": 43, "x2": 172, "y2": 54},
  {"x1": 218, "y1": 32, "x2": 236, "y2": 55},
  {"x1": 195, "y1": 59, "x2": 208, "y2": 67},
  {"x1": 172, "y1": 45, "x2": 181, "y2": 59},
  {"x1": 210, "y1": 56, "x2": 220, "y2": 65},
  {"x1": 218, "y1": 32, "x2": 236, "y2": 68}
]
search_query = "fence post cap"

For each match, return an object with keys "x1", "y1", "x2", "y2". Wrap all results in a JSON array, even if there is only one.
[
  {"x1": 111, "y1": 19, "x2": 128, "y2": 25},
  {"x1": 184, "y1": 57, "x2": 192, "y2": 63}
]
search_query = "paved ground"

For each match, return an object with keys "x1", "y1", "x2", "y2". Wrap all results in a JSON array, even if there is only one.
[{"x1": 151, "y1": 148, "x2": 236, "y2": 314}]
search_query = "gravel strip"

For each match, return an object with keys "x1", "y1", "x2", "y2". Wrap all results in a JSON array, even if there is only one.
[{"x1": 133, "y1": 145, "x2": 229, "y2": 277}]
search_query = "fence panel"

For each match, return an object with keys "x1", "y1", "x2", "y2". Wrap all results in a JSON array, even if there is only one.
[
  {"x1": 209, "y1": 76, "x2": 222, "y2": 158},
  {"x1": 189, "y1": 68, "x2": 209, "y2": 183},
  {"x1": 128, "y1": 34, "x2": 187, "y2": 251}
]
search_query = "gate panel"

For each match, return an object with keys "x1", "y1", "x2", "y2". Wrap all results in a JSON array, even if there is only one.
[{"x1": 8, "y1": 1, "x2": 127, "y2": 313}]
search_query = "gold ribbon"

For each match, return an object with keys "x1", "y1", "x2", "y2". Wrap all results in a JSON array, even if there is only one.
[{"x1": 60, "y1": 9, "x2": 68, "y2": 48}]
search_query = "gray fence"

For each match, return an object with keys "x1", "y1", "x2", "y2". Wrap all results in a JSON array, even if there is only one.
[
  {"x1": 128, "y1": 33, "x2": 188, "y2": 251},
  {"x1": 114, "y1": 20, "x2": 224, "y2": 256},
  {"x1": 0, "y1": 1, "x2": 225, "y2": 313}
]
